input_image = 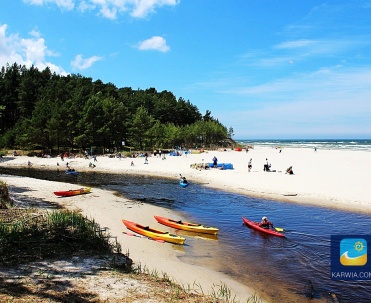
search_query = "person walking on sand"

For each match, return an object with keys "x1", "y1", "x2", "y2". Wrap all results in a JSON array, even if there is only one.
[{"x1": 248, "y1": 158, "x2": 252, "y2": 172}]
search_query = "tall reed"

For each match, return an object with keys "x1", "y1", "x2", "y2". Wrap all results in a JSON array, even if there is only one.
[
  {"x1": 0, "y1": 209, "x2": 120, "y2": 265},
  {"x1": 0, "y1": 180, "x2": 12, "y2": 209}
]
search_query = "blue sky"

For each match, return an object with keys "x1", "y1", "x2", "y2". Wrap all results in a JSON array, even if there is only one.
[{"x1": 1, "y1": 0, "x2": 371, "y2": 139}]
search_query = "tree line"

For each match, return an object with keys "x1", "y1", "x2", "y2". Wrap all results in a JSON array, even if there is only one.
[{"x1": 0, "y1": 63, "x2": 234, "y2": 153}]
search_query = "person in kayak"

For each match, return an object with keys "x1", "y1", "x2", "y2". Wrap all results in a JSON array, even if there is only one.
[
  {"x1": 259, "y1": 216, "x2": 274, "y2": 229},
  {"x1": 180, "y1": 174, "x2": 188, "y2": 184}
]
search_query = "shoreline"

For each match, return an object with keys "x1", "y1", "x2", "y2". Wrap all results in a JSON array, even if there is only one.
[
  {"x1": 1, "y1": 146, "x2": 371, "y2": 214},
  {"x1": 1, "y1": 147, "x2": 371, "y2": 302},
  {"x1": 1, "y1": 174, "x2": 258, "y2": 302}
]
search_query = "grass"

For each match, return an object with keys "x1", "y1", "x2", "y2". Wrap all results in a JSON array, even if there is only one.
[
  {"x1": 0, "y1": 184, "x2": 263, "y2": 303},
  {"x1": 131, "y1": 264, "x2": 263, "y2": 303},
  {"x1": 0, "y1": 209, "x2": 120, "y2": 265},
  {"x1": 0, "y1": 180, "x2": 13, "y2": 209}
]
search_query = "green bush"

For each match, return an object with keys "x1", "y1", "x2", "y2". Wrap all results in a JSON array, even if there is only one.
[
  {"x1": 0, "y1": 181, "x2": 12, "y2": 209},
  {"x1": 0, "y1": 210, "x2": 120, "y2": 265}
]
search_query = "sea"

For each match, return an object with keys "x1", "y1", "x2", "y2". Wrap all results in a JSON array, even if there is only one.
[{"x1": 236, "y1": 139, "x2": 371, "y2": 152}]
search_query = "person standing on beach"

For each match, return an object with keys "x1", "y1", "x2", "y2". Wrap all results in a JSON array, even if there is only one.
[
  {"x1": 248, "y1": 158, "x2": 252, "y2": 172},
  {"x1": 264, "y1": 158, "x2": 269, "y2": 171},
  {"x1": 212, "y1": 156, "x2": 218, "y2": 168}
]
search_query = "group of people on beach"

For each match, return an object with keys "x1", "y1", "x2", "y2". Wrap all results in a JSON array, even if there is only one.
[{"x1": 246, "y1": 157, "x2": 293, "y2": 174}]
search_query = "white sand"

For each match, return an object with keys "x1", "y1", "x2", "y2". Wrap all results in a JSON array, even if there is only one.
[
  {"x1": 2, "y1": 147, "x2": 371, "y2": 213},
  {"x1": 1, "y1": 147, "x2": 371, "y2": 301}
]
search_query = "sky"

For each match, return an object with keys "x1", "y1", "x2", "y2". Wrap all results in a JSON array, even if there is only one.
[{"x1": 1, "y1": 0, "x2": 371, "y2": 139}]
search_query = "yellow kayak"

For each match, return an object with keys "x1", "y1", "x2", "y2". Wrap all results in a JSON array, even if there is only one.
[
  {"x1": 122, "y1": 219, "x2": 186, "y2": 245},
  {"x1": 154, "y1": 215, "x2": 219, "y2": 235}
]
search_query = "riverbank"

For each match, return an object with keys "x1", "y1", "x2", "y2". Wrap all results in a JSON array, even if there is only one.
[
  {"x1": 2, "y1": 146, "x2": 371, "y2": 214},
  {"x1": 1, "y1": 147, "x2": 371, "y2": 302},
  {"x1": 0, "y1": 174, "x2": 257, "y2": 302}
]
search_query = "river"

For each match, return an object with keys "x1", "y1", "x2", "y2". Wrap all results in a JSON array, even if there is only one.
[{"x1": 1, "y1": 166, "x2": 370, "y2": 303}]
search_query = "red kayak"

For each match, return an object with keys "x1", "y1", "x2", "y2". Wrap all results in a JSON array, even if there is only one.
[
  {"x1": 53, "y1": 187, "x2": 91, "y2": 197},
  {"x1": 242, "y1": 217, "x2": 285, "y2": 238}
]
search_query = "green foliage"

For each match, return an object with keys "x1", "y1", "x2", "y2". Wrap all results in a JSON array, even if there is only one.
[
  {"x1": 0, "y1": 181, "x2": 12, "y2": 209},
  {"x1": 0, "y1": 63, "x2": 234, "y2": 151},
  {"x1": 0, "y1": 209, "x2": 117, "y2": 265}
]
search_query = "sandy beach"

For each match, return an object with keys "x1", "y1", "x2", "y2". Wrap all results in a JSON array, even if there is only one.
[
  {"x1": 2, "y1": 146, "x2": 371, "y2": 213},
  {"x1": 1, "y1": 146, "x2": 371, "y2": 301}
]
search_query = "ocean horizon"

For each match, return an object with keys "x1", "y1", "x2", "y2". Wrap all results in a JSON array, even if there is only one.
[{"x1": 235, "y1": 139, "x2": 371, "y2": 151}]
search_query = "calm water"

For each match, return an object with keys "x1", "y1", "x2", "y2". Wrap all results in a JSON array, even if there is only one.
[{"x1": 1, "y1": 166, "x2": 371, "y2": 303}]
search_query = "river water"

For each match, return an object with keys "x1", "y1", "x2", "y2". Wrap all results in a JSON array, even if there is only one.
[{"x1": 1, "y1": 166, "x2": 370, "y2": 303}]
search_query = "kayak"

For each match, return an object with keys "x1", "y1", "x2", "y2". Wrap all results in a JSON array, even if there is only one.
[
  {"x1": 122, "y1": 219, "x2": 186, "y2": 245},
  {"x1": 54, "y1": 187, "x2": 91, "y2": 197},
  {"x1": 180, "y1": 180, "x2": 189, "y2": 187},
  {"x1": 154, "y1": 215, "x2": 219, "y2": 235},
  {"x1": 242, "y1": 217, "x2": 285, "y2": 238}
]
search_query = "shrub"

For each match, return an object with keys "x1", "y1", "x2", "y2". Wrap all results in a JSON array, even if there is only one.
[
  {"x1": 0, "y1": 209, "x2": 121, "y2": 265},
  {"x1": 0, "y1": 181, "x2": 12, "y2": 209}
]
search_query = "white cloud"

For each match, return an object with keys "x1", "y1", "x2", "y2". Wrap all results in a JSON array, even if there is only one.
[
  {"x1": 0, "y1": 24, "x2": 67, "y2": 75},
  {"x1": 188, "y1": 64, "x2": 371, "y2": 138},
  {"x1": 71, "y1": 54, "x2": 102, "y2": 70},
  {"x1": 130, "y1": 0, "x2": 179, "y2": 18},
  {"x1": 24, "y1": 0, "x2": 179, "y2": 19},
  {"x1": 275, "y1": 39, "x2": 315, "y2": 49},
  {"x1": 218, "y1": 66, "x2": 371, "y2": 138},
  {"x1": 240, "y1": 36, "x2": 371, "y2": 69},
  {"x1": 23, "y1": 0, "x2": 75, "y2": 10},
  {"x1": 137, "y1": 36, "x2": 170, "y2": 52},
  {"x1": 22, "y1": 35, "x2": 47, "y2": 63}
]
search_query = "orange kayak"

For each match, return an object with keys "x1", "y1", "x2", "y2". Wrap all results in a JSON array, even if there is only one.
[
  {"x1": 122, "y1": 219, "x2": 186, "y2": 245},
  {"x1": 53, "y1": 187, "x2": 91, "y2": 197},
  {"x1": 154, "y1": 215, "x2": 219, "y2": 235}
]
